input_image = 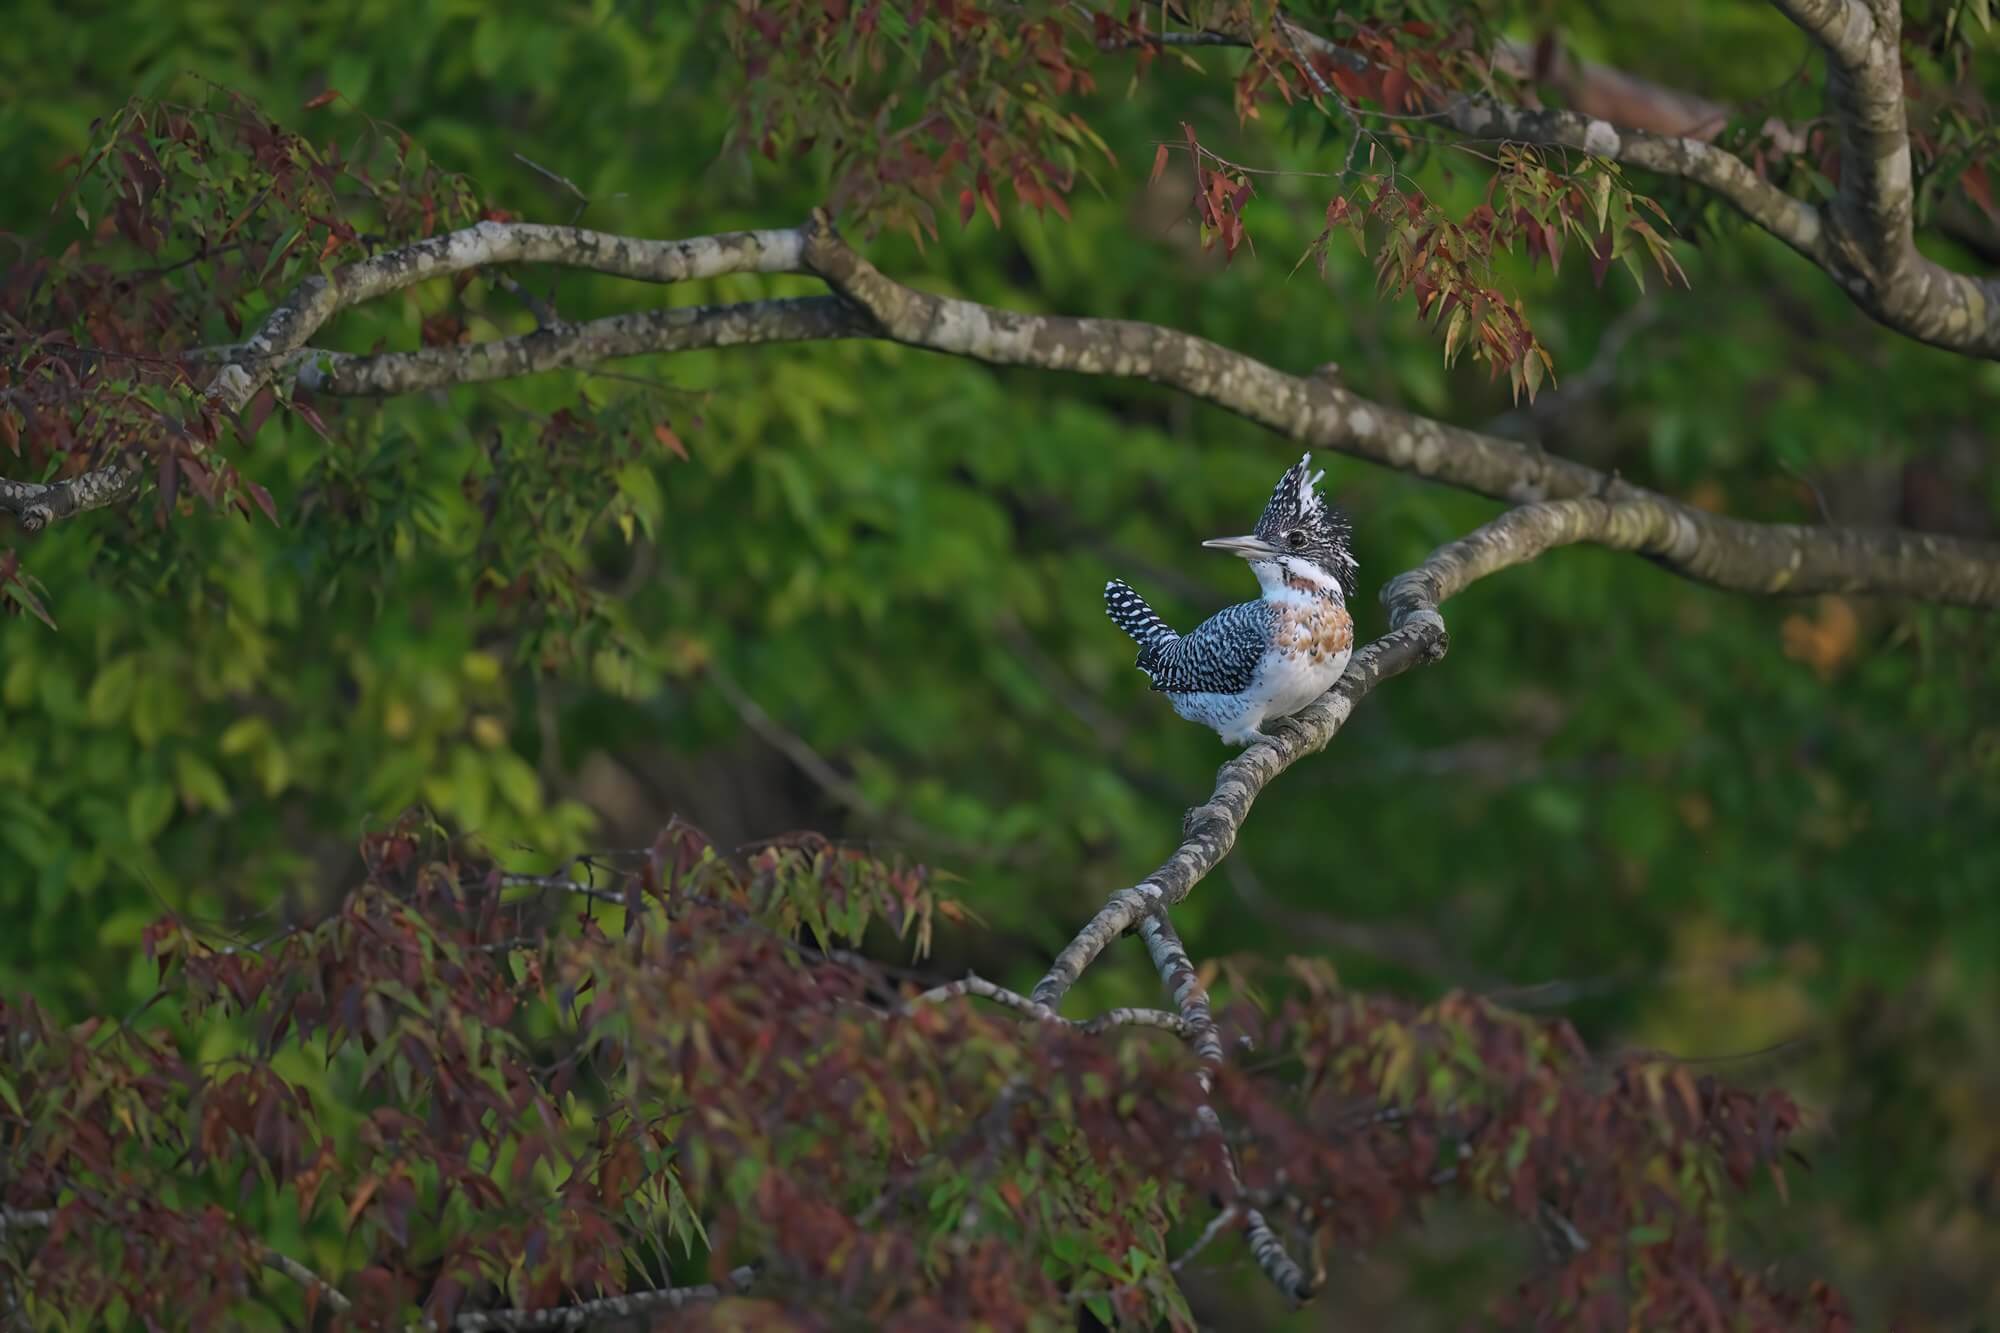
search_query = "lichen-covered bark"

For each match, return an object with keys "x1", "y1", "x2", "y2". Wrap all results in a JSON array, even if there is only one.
[
  {"x1": 17, "y1": 214, "x2": 2000, "y2": 611},
  {"x1": 797, "y1": 213, "x2": 2000, "y2": 608},
  {"x1": 297, "y1": 297, "x2": 865, "y2": 396}
]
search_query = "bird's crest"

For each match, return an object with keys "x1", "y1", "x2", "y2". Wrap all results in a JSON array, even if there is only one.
[{"x1": 1256, "y1": 453, "x2": 1332, "y2": 535}]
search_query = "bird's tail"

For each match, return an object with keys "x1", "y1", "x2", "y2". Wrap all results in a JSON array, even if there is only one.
[{"x1": 1104, "y1": 580, "x2": 1178, "y2": 672}]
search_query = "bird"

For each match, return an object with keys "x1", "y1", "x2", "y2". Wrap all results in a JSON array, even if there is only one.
[{"x1": 1104, "y1": 453, "x2": 1357, "y2": 746}]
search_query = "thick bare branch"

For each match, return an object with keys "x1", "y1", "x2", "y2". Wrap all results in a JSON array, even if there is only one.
[
  {"x1": 1762, "y1": 0, "x2": 1984, "y2": 351},
  {"x1": 1768, "y1": 0, "x2": 1882, "y2": 68},
  {"x1": 791, "y1": 215, "x2": 2000, "y2": 606},
  {"x1": 25, "y1": 215, "x2": 2000, "y2": 606}
]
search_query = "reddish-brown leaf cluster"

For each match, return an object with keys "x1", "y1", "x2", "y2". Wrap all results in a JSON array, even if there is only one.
[
  {"x1": 1213, "y1": 964, "x2": 1846, "y2": 1330},
  {"x1": 725, "y1": 2, "x2": 1112, "y2": 240},
  {"x1": 0, "y1": 88, "x2": 482, "y2": 594},
  {"x1": 0, "y1": 810, "x2": 1851, "y2": 1330}
]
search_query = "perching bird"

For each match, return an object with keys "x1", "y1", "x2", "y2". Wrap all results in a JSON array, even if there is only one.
[{"x1": 1105, "y1": 453, "x2": 1357, "y2": 746}]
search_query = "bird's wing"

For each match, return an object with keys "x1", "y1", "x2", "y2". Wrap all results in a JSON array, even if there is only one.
[{"x1": 1138, "y1": 599, "x2": 1273, "y2": 695}]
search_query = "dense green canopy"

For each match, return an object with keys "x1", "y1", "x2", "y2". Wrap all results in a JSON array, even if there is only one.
[{"x1": 2, "y1": 2, "x2": 1997, "y2": 1327}]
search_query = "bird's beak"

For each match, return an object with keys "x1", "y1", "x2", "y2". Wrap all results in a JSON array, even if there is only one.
[{"x1": 1201, "y1": 534, "x2": 1285, "y2": 561}]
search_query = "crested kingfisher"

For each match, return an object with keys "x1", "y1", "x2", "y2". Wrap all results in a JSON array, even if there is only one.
[{"x1": 1104, "y1": 453, "x2": 1357, "y2": 746}]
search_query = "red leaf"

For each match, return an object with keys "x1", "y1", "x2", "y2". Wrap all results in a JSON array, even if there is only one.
[
  {"x1": 302, "y1": 89, "x2": 340, "y2": 110},
  {"x1": 959, "y1": 188, "x2": 976, "y2": 227},
  {"x1": 1382, "y1": 66, "x2": 1410, "y2": 114},
  {"x1": 245, "y1": 480, "x2": 278, "y2": 525},
  {"x1": 291, "y1": 400, "x2": 333, "y2": 442},
  {"x1": 1588, "y1": 229, "x2": 1615, "y2": 288},
  {"x1": 1150, "y1": 144, "x2": 1171, "y2": 185},
  {"x1": 1965, "y1": 164, "x2": 1998, "y2": 224},
  {"x1": 158, "y1": 454, "x2": 180, "y2": 518},
  {"x1": 343, "y1": 1178, "x2": 379, "y2": 1233},
  {"x1": 653, "y1": 421, "x2": 688, "y2": 459},
  {"x1": 240, "y1": 389, "x2": 276, "y2": 445},
  {"x1": 1, "y1": 559, "x2": 57, "y2": 630}
]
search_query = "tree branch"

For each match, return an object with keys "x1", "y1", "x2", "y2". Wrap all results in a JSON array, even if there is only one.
[
  {"x1": 0, "y1": 1206, "x2": 353, "y2": 1317},
  {"x1": 23, "y1": 215, "x2": 2000, "y2": 606},
  {"x1": 440, "y1": 1267, "x2": 755, "y2": 1332},
  {"x1": 1138, "y1": 910, "x2": 1315, "y2": 1304},
  {"x1": 1436, "y1": 96, "x2": 1830, "y2": 265},
  {"x1": 0, "y1": 223, "x2": 804, "y2": 532},
  {"x1": 1192, "y1": 9, "x2": 2000, "y2": 358},
  {"x1": 793, "y1": 211, "x2": 1999, "y2": 605},
  {"x1": 1032, "y1": 497, "x2": 1683, "y2": 1009},
  {"x1": 295, "y1": 297, "x2": 866, "y2": 396},
  {"x1": 1760, "y1": 0, "x2": 1987, "y2": 351},
  {"x1": 909, "y1": 972, "x2": 1195, "y2": 1037}
]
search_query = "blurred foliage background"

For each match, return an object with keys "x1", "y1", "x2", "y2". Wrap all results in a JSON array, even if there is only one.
[{"x1": 2, "y1": 1, "x2": 1998, "y2": 1326}]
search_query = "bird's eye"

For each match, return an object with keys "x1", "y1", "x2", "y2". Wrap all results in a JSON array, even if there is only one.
[{"x1": 1285, "y1": 529, "x2": 1307, "y2": 549}]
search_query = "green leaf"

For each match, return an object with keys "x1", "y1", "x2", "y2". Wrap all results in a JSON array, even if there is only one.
[
  {"x1": 219, "y1": 716, "x2": 272, "y2": 756},
  {"x1": 491, "y1": 751, "x2": 541, "y2": 816},
  {"x1": 1443, "y1": 304, "x2": 1469, "y2": 367},
  {"x1": 85, "y1": 655, "x2": 139, "y2": 726},
  {"x1": 127, "y1": 782, "x2": 175, "y2": 842},
  {"x1": 173, "y1": 751, "x2": 232, "y2": 814}
]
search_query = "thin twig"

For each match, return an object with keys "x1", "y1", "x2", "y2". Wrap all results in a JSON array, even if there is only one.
[
  {"x1": 1170, "y1": 1203, "x2": 1242, "y2": 1272},
  {"x1": 441, "y1": 1266, "x2": 755, "y2": 1331},
  {"x1": 1138, "y1": 911, "x2": 1316, "y2": 1305},
  {"x1": 498, "y1": 871, "x2": 625, "y2": 904},
  {"x1": 0, "y1": 1209, "x2": 353, "y2": 1316},
  {"x1": 909, "y1": 972, "x2": 1193, "y2": 1038}
]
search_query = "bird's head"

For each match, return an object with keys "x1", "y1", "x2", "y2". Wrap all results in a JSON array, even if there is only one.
[{"x1": 1201, "y1": 453, "x2": 1357, "y2": 601}]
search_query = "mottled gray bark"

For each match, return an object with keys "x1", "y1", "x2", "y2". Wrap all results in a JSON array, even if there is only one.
[
  {"x1": 15, "y1": 215, "x2": 2000, "y2": 610},
  {"x1": 793, "y1": 214, "x2": 2000, "y2": 607},
  {"x1": 295, "y1": 298, "x2": 865, "y2": 396}
]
